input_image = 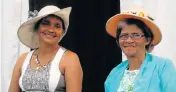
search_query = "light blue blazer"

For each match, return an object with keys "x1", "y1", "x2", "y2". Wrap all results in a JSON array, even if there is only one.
[{"x1": 105, "y1": 53, "x2": 176, "y2": 92}]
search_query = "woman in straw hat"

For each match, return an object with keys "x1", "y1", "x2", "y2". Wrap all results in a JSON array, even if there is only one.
[
  {"x1": 104, "y1": 5, "x2": 176, "y2": 92},
  {"x1": 9, "y1": 5, "x2": 83, "y2": 92}
]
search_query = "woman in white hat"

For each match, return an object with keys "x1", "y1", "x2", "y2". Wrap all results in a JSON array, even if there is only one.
[
  {"x1": 105, "y1": 5, "x2": 176, "y2": 92},
  {"x1": 9, "y1": 5, "x2": 83, "y2": 92}
]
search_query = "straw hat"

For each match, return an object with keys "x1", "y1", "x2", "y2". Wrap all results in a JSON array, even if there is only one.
[
  {"x1": 106, "y1": 5, "x2": 162, "y2": 46},
  {"x1": 18, "y1": 5, "x2": 72, "y2": 49}
]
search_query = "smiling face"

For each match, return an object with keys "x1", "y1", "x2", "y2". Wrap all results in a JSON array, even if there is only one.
[
  {"x1": 36, "y1": 15, "x2": 64, "y2": 45},
  {"x1": 118, "y1": 24, "x2": 150, "y2": 57}
]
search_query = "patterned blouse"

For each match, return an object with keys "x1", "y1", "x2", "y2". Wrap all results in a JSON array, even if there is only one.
[{"x1": 117, "y1": 69, "x2": 139, "y2": 92}]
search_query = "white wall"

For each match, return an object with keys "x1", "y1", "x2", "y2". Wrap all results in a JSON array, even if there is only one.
[
  {"x1": 121, "y1": 0, "x2": 176, "y2": 66},
  {"x1": 152, "y1": 0, "x2": 176, "y2": 66},
  {"x1": 0, "y1": 0, "x2": 2, "y2": 91},
  {"x1": 1, "y1": 0, "x2": 29, "y2": 91}
]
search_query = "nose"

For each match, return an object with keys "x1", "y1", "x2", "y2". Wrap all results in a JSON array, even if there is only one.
[
  {"x1": 125, "y1": 36, "x2": 134, "y2": 43},
  {"x1": 48, "y1": 25, "x2": 55, "y2": 32}
]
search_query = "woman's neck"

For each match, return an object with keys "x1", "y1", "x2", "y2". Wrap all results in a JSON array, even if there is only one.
[
  {"x1": 37, "y1": 39, "x2": 60, "y2": 54},
  {"x1": 127, "y1": 53, "x2": 146, "y2": 70},
  {"x1": 37, "y1": 44, "x2": 60, "y2": 55}
]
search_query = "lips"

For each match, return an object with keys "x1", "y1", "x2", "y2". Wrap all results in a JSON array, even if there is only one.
[
  {"x1": 42, "y1": 32, "x2": 57, "y2": 38},
  {"x1": 124, "y1": 45, "x2": 135, "y2": 48}
]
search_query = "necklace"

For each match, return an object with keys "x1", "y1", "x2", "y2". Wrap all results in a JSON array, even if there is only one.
[
  {"x1": 34, "y1": 47, "x2": 59, "y2": 70},
  {"x1": 35, "y1": 54, "x2": 52, "y2": 70}
]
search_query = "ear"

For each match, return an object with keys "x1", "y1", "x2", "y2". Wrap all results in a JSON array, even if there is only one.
[
  {"x1": 147, "y1": 44, "x2": 154, "y2": 53},
  {"x1": 145, "y1": 38, "x2": 151, "y2": 45}
]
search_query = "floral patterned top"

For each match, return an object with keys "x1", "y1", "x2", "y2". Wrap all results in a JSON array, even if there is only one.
[{"x1": 117, "y1": 69, "x2": 139, "y2": 92}]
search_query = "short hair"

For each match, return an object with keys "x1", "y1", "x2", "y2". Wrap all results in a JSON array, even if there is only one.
[{"x1": 116, "y1": 18, "x2": 154, "y2": 52}]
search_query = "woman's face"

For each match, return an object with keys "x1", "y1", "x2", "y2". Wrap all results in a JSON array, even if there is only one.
[
  {"x1": 37, "y1": 16, "x2": 64, "y2": 45},
  {"x1": 118, "y1": 24, "x2": 150, "y2": 57}
]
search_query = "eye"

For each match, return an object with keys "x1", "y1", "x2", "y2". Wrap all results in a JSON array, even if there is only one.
[
  {"x1": 55, "y1": 24, "x2": 61, "y2": 28},
  {"x1": 119, "y1": 34, "x2": 128, "y2": 39},
  {"x1": 133, "y1": 34, "x2": 140, "y2": 37},
  {"x1": 132, "y1": 33, "x2": 144, "y2": 39}
]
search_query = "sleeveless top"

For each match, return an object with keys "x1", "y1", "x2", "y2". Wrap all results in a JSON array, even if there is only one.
[{"x1": 19, "y1": 47, "x2": 66, "y2": 92}]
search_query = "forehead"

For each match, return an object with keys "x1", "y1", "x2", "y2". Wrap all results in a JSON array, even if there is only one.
[
  {"x1": 42, "y1": 15, "x2": 63, "y2": 23},
  {"x1": 121, "y1": 24, "x2": 143, "y2": 34}
]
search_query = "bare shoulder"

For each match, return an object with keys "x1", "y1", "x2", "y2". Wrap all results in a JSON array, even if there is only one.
[
  {"x1": 60, "y1": 50, "x2": 82, "y2": 92},
  {"x1": 62, "y1": 50, "x2": 83, "y2": 92},
  {"x1": 62, "y1": 50, "x2": 80, "y2": 65},
  {"x1": 12, "y1": 52, "x2": 28, "y2": 75},
  {"x1": 8, "y1": 52, "x2": 28, "y2": 92},
  {"x1": 15, "y1": 52, "x2": 28, "y2": 71},
  {"x1": 18, "y1": 52, "x2": 28, "y2": 61},
  {"x1": 64, "y1": 50, "x2": 79, "y2": 59},
  {"x1": 59, "y1": 50, "x2": 81, "y2": 74}
]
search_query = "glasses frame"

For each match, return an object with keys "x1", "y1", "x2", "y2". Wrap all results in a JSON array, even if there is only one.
[{"x1": 118, "y1": 33, "x2": 145, "y2": 40}]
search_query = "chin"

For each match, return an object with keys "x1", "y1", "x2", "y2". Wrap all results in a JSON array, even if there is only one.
[
  {"x1": 125, "y1": 53, "x2": 136, "y2": 58},
  {"x1": 123, "y1": 50, "x2": 137, "y2": 57},
  {"x1": 43, "y1": 39, "x2": 58, "y2": 45}
]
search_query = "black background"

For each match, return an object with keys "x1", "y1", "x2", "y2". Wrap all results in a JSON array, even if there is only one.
[{"x1": 29, "y1": 0, "x2": 122, "y2": 91}]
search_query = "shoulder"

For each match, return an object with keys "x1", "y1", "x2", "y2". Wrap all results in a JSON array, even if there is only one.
[
  {"x1": 148, "y1": 53, "x2": 176, "y2": 75},
  {"x1": 148, "y1": 53, "x2": 174, "y2": 67},
  {"x1": 9, "y1": 52, "x2": 29, "y2": 92},
  {"x1": 63, "y1": 50, "x2": 79, "y2": 62},
  {"x1": 109, "y1": 60, "x2": 128, "y2": 75},
  {"x1": 14, "y1": 52, "x2": 29, "y2": 72},
  {"x1": 149, "y1": 54, "x2": 176, "y2": 90},
  {"x1": 64, "y1": 50, "x2": 79, "y2": 59},
  {"x1": 16, "y1": 52, "x2": 28, "y2": 65},
  {"x1": 60, "y1": 50, "x2": 82, "y2": 76},
  {"x1": 61, "y1": 50, "x2": 80, "y2": 67},
  {"x1": 105, "y1": 60, "x2": 128, "y2": 83}
]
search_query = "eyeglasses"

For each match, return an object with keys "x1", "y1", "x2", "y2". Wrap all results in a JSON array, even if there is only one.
[{"x1": 119, "y1": 33, "x2": 145, "y2": 40}]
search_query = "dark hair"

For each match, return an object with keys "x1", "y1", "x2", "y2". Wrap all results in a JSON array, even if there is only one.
[
  {"x1": 34, "y1": 14, "x2": 65, "y2": 32},
  {"x1": 116, "y1": 18, "x2": 154, "y2": 51}
]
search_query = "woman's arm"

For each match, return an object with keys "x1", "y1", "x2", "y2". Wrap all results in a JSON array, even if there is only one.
[
  {"x1": 8, "y1": 53, "x2": 27, "y2": 92},
  {"x1": 62, "y1": 51, "x2": 83, "y2": 92}
]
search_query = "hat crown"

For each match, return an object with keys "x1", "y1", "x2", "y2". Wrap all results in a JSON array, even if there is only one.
[
  {"x1": 122, "y1": 6, "x2": 154, "y2": 21},
  {"x1": 38, "y1": 5, "x2": 61, "y2": 16}
]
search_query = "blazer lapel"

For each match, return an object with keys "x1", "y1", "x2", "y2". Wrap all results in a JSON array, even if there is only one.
[
  {"x1": 109, "y1": 62, "x2": 128, "y2": 92},
  {"x1": 133, "y1": 53, "x2": 156, "y2": 92}
]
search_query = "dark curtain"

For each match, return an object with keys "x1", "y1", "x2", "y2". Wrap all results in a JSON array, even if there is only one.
[{"x1": 29, "y1": 0, "x2": 122, "y2": 92}]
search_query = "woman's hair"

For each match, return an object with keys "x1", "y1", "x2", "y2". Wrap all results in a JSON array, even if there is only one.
[
  {"x1": 116, "y1": 18, "x2": 154, "y2": 52},
  {"x1": 34, "y1": 14, "x2": 65, "y2": 32}
]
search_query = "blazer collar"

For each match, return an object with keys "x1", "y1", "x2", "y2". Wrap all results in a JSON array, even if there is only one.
[
  {"x1": 109, "y1": 53, "x2": 157, "y2": 92},
  {"x1": 133, "y1": 53, "x2": 156, "y2": 92}
]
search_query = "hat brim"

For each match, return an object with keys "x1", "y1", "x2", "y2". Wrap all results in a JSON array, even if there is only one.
[
  {"x1": 18, "y1": 7, "x2": 72, "y2": 49},
  {"x1": 106, "y1": 14, "x2": 162, "y2": 46}
]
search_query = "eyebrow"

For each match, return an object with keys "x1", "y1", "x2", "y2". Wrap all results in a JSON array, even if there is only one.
[
  {"x1": 41, "y1": 18, "x2": 61, "y2": 25},
  {"x1": 41, "y1": 19, "x2": 49, "y2": 23},
  {"x1": 121, "y1": 32, "x2": 143, "y2": 34}
]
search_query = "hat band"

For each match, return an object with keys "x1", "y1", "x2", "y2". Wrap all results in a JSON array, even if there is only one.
[{"x1": 122, "y1": 11, "x2": 154, "y2": 21}]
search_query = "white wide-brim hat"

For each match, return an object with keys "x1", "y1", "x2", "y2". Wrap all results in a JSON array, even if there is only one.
[
  {"x1": 18, "y1": 5, "x2": 72, "y2": 49},
  {"x1": 106, "y1": 5, "x2": 162, "y2": 46}
]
